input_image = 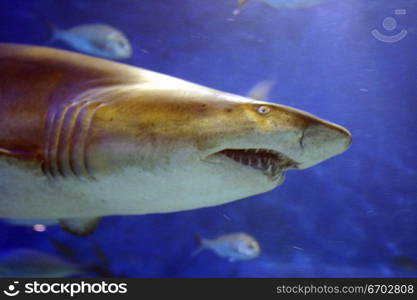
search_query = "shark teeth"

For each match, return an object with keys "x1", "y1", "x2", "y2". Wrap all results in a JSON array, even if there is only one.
[{"x1": 219, "y1": 149, "x2": 298, "y2": 180}]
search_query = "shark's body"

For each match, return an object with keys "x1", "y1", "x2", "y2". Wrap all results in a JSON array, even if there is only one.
[{"x1": 0, "y1": 44, "x2": 351, "y2": 234}]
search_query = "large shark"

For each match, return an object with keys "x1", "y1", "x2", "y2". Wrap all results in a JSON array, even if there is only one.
[{"x1": 0, "y1": 44, "x2": 351, "y2": 235}]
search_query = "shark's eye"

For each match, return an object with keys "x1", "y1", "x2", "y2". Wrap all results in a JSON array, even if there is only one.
[{"x1": 257, "y1": 105, "x2": 270, "y2": 115}]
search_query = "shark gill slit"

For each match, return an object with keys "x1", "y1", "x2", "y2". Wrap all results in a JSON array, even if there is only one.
[
  {"x1": 57, "y1": 103, "x2": 83, "y2": 177},
  {"x1": 44, "y1": 105, "x2": 69, "y2": 178},
  {"x1": 43, "y1": 86, "x2": 126, "y2": 179},
  {"x1": 43, "y1": 100, "x2": 96, "y2": 179},
  {"x1": 42, "y1": 109, "x2": 57, "y2": 177},
  {"x1": 81, "y1": 102, "x2": 114, "y2": 180},
  {"x1": 50, "y1": 103, "x2": 78, "y2": 178},
  {"x1": 44, "y1": 103, "x2": 70, "y2": 177},
  {"x1": 68, "y1": 100, "x2": 94, "y2": 179},
  {"x1": 70, "y1": 100, "x2": 107, "y2": 180}
]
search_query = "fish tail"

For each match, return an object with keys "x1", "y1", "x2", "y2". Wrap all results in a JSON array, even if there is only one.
[
  {"x1": 191, "y1": 234, "x2": 208, "y2": 257},
  {"x1": 34, "y1": 13, "x2": 61, "y2": 43},
  {"x1": 44, "y1": 20, "x2": 61, "y2": 43},
  {"x1": 191, "y1": 246, "x2": 203, "y2": 257},
  {"x1": 27, "y1": 9, "x2": 61, "y2": 44}
]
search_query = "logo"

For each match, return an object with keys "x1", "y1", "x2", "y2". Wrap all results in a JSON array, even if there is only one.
[
  {"x1": 372, "y1": 9, "x2": 408, "y2": 43},
  {"x1": 3, "y1": 281, "x2": 20, "y2": 297}
]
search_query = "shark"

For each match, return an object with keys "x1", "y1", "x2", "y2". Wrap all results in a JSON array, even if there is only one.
[{"x1": 0, "y1": 44, "x2": 351, "y2": 235}]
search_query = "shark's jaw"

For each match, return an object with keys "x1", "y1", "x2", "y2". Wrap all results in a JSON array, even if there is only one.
[{"x1": 209, "y1": 148, "x2": 299, "y2": 183}]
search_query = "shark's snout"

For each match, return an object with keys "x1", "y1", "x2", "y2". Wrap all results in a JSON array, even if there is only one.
[
  {"x1": 255, "y1": 103, "x2": 352, "y2": 170},
  {"x1": 298, "y1": 120, "x2": 352, "y2": 169},
  {"x1": 203, "y1": 101, "x2": 352, "y2": 183}
]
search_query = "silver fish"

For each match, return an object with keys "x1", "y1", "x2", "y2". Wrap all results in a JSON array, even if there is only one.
[
  {"x1": 193, "y1": 233, "x2": 261, "y2": 262},
  {"x1": 50, "y1": 23, "x2": 132, "y2": 59}
]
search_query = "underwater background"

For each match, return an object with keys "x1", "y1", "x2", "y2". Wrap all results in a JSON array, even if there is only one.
[{"x1": 0, "y1": 0, "x2": 416, "y2": 277}]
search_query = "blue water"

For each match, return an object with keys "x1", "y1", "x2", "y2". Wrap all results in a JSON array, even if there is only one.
[{"x1": 0, "y1": 0, "x2": 416, "y2": 277}]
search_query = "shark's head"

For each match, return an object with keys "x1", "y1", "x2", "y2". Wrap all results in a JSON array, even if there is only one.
[
  {"x1": 89, "y1": 81, "x2": 351, "y2": 212},
  {"x1": 197, "y1": 95, "x2": 351, "y2": 169},
  {"x1": 193, "y1": 91, "x2": 351, "y2": 191}
]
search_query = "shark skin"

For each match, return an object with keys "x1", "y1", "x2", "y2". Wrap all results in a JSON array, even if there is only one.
[{"x1": 0, "y1": 44, "x2": 351, "y2": 235}]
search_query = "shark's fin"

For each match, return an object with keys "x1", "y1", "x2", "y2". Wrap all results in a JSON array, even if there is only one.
[
  {"x1": 191, "y1": 234, "x2": 210, "y2": 257},
  {"x1": 59, "y1": 217, "x2": 100, "y2": 236},
  {"x1": 247, "y1": 80, "x2": 275, "y2": 100}
]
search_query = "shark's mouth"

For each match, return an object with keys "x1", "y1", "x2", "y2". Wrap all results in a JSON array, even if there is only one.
[{"x1": 217, "y1": 149, "x2": 298, "y2": 181}]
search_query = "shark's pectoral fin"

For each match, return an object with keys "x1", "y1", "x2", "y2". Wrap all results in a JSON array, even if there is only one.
[{"x1": 59, "y1": 217, "x2": 101, "y2": 236}]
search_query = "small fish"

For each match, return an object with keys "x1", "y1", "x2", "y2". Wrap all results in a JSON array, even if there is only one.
[
  {"x1": 0, "y1": 249, "x2": 86, "y2": 278},
  {"x1": 192, "y1": 233, "x2": 260, "y2": 262},
  {"x1": 48, "y1": 23, "x2": 132, "y2": 59}
]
